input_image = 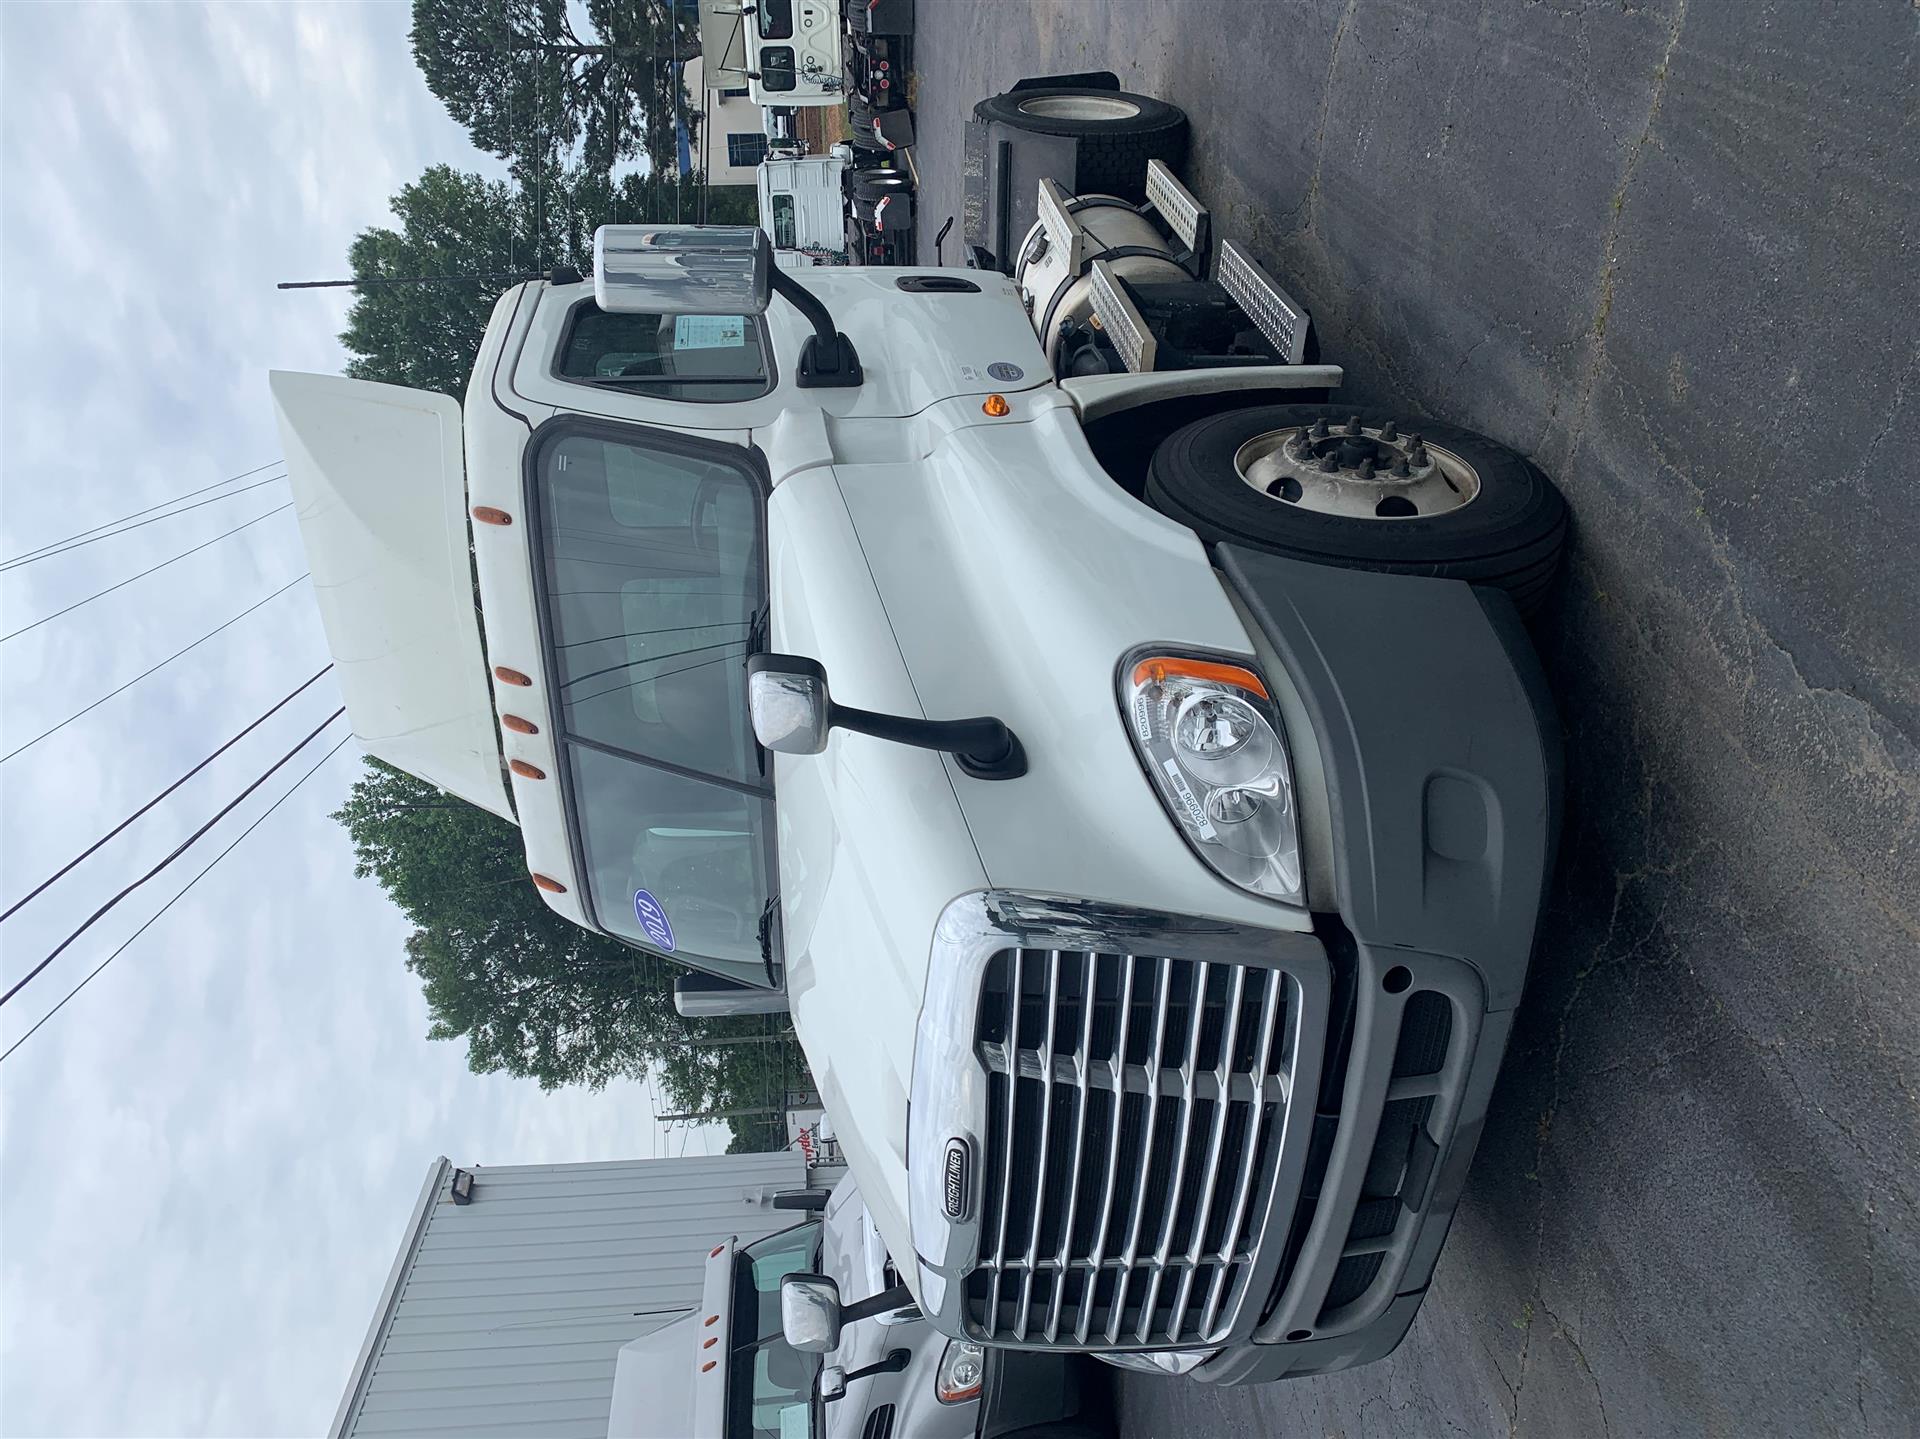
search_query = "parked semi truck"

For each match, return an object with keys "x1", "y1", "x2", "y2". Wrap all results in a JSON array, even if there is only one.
[
  {"x1": 608, "y1": 1176, "x2": 1106, "y2": 1439},
  {"x1": 759, "y1": 150, "x2": 914, "y2": 268},
  {"x1": 700, "y1": 0, "x2": 844, "y2": 108},
  {"x1": 271, "y1": 75, "x2": 1563, "y2": 1388}
]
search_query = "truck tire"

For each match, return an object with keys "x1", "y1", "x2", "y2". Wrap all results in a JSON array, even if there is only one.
[
  {"x1": 1145, "y1": 405, "x2": 1568, "y2": 615},
  {"x1": 974, "y1": 86, "x2": 1187, "y2": 200}
]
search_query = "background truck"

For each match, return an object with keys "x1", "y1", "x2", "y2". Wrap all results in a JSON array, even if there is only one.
[
  {"x1": 842, "y1": 0, "x2": 915, "y2": 156},
  {"x1": 607, "y1": 1176, "x2": 1107, "y2": 1439},
  {"x1": 700, "y1": 0, "x2": 844, "y2": 109},
  {"x1": 272, "y1": 72, "x2": 1564, "y2": 1386},
  {"x1": 758, "y1": 150, "x2": 914, "y2": 268}
]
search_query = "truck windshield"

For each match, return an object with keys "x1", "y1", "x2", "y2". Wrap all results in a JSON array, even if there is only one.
[
  {"x1": 531, "y1": 422, "x2": 776, "y2": 987},
  {"x1": 726, "y1": 1223, "x2": 821, "y2": 1439},
  {"x1": 557, "y1": 304, "x2": 772, "y2": 403}
]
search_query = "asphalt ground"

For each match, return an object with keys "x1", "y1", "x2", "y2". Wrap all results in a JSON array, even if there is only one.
[{"x1": 908, "y1": 3, "x2": 1919, "y2": 1435}]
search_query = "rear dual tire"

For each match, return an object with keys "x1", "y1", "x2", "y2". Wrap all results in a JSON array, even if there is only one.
[{"x1": 974, "y1": 85, "x2": 1187, "y2": 201}]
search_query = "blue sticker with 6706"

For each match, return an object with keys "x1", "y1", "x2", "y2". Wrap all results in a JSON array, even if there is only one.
[{"x1": 634, "y1": 890, "x2": 676, "y2": 952}]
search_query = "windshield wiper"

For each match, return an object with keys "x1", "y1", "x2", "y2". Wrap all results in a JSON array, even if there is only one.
[
  {"x1": 746, "y1": 602, "x2": 770, "y2": 656},
  {"x1": 757, "y1": 895, "x2": 780, "y2": 970}
]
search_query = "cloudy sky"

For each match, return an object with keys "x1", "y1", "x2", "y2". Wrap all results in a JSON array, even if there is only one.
[{"x1": 0, "y1": 5, "x2": 722, "y2": 1435}]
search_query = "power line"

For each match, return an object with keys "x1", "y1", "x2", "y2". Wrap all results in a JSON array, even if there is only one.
[
  {"x1": 0, "y1": 704, "x2": 345, "y2": 1008},
  {"x1": 0, "y1": 474, "x2": 286, "y2": 573},
  {"x1": 0, "y1": 663, "x2": 335, "y2": 922},
  {"x1": 0, "y1": 502, "x2": 293, "y2": 643},
  {"x1": 1, "y1": 573, "x2": 311, "y2": 764},
  {"x1": 0, "y1": 733, "x2": 352, "y2": 1065},
  {"x1": 0, "y1": 460, "x2": 281, "y2": 568}
]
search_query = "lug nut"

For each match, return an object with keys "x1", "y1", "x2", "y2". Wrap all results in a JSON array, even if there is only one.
[
  {"x1": 1344, "y1": 415, "x2": 1363, "y2": 437},
  {"x1": 1410, "y1": 441, "x2": 1429, "y2": 466},
  {"x1": 1390, "y1": 457, "x2": 1412, "y2": 478},
  {"x1": 1379, "y1": 420, "x2": 1398, "y2": 441},
  {"x1": 1309, "y1": 418, "x2": 1329, "y2": 439},
  {"x1": 1318, "y1": 453, "x2": 1339, "y2": 473},
  {"x1": 1357, "y1": 458, "x2": 1376, "y2": 480}
]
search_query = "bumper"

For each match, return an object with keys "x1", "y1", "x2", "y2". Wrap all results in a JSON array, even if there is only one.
[
  {"x1": 1191, "y1": 549, "x2": 1560, "y2": 1383},
  {"x1": 906, "y1": 553, "x2": 1558, "y2": 1384}
]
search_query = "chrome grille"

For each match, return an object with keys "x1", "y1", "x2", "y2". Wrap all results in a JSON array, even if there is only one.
[{"x1": 967, "y1": 948, "x2": 1296, "y2": 1347}]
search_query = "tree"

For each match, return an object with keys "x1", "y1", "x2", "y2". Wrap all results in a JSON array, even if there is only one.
[
  {"x1": 411, "y1": 0, "x2": 699, "y2": 175},
  {"x1": 335, "y1": 758, "x2": 810, "y2": 1147},
  {"x1": 339, "y1": 162, "x2": 734, "y2": 400}
]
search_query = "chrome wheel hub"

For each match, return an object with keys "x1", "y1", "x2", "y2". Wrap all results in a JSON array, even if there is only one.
[{"x1": 1236, "y1": 417, "x2": 1481, "y2": 520}]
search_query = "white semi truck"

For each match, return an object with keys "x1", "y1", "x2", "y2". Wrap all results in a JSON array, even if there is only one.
[
  {"x1": 272, "y1": 78, "x2": 1563, "y2": 1388},
  {"x1": 608, "y1": 1177, "x2": 1106, "y2": 1439},
  {"x1": 700, "y1": 0, "x2": 845, "y2": 109},
  {"x1": 758, "y1": 151, "x2": 914, "y2": 268}
]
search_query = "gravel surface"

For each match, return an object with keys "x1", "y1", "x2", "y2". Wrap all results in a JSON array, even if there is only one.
[{"x1": 907, "y1": 3, "x2": 1919, "y2": 1435}]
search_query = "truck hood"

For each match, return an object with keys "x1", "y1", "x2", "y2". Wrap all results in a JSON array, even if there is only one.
[
  {"x1": 766, "y1": 394, "x2": 1316, "y2": 1293},
  {"x1": 766, "y1": 467, "x2": 989, "y2": 1281}
]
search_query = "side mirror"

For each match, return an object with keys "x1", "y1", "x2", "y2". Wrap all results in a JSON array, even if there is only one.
[
  {"x1": 592, "y1": 224, "x2": 771, "y2": 317},
  {"x1": 817, "y1": 1365, "x2": 847, "y2": 1402},
  {"x1": 780, "y1": 1272, "x2": 843, "y2": 1354},
  {"x1": 748, "y1": 653, "x2": 1028, "y2": 781},
  {"x1": 748, "y1": 654, "x2": 832, "y2": 756}
]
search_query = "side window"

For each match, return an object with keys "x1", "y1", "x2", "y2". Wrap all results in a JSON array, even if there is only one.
[
  {"x1": 757, "y1": 0, "x2": 794, "y2": 39},
  {"x1": 757, "y1": 47, "x2": 796, "y2": 91},
  {"x1": 728, "y1": 132, "x2": 769, "y2": 168},
  {"x1": 556, "y1": 303, "x2": 772, "y2": 402},
  {"x1": 770, "y1": 195, "x2": 797, "y2": 250}
]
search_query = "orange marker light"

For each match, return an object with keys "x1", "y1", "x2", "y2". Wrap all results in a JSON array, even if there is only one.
[
  {"x1": 701, "y1": 1360, "x2": 717, "y2": 1373},
  {"x1": 702, "y1": 1336, "x2": 717, "y2": 1349},
  {"x1": 532, "y1": 873, "x2": 567, "y2": 894},
  {"x1": 509, "y1": 759, "x2": 546, "y2": 781},
  {"x1": 494, "y1": 666, "x2": 532, "y2": 687},
  {"x1": 1131, "y1": 656, "x2": 1270, "y2": 700},
  {"x1": 471, "y1": 506, "x2": 513, "y2": 526},
  {"x1": 502, "y1": 715, "x2": 538, "y2": 735},
  {"x1": 982, "y1": 394, "x2": 1010, "y2": 417},
  {"x1": 704, "y1": 1315, "x2": 718, "y2": 1327}
]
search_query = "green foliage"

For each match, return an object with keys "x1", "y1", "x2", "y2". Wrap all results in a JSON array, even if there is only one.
[
  {"x1": 410, "y1": 0, "x2": 699, "y2": 174},
  {"x1": 335, "y1": 758, "x2": 809, "y2": 1151},
  {"x1": 339, "y1": 163, "x2": 740, "y2": 401}
]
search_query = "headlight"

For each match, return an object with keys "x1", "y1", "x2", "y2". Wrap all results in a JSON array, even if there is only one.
[
  {"x1": 934, "y1": 1339, "x2": 985, "y2": 1404},
  {"x1": 1120, "y1": 650, "x2": 1304, "y2": 904}
]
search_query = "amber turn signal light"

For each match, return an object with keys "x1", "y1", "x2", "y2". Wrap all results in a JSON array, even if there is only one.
[
  {"x1": 1130, "y1": 656, "x2": 1271, "y2": 699},
  {"x1": 531, "y1": 873, "x2": 566, "y2": 894},
  {"x1": 501, "y1": 714, "x2": 538, "y2": 735},
  {"x1": 494, "y1": 666, "x2": 532, "y2": 687},
  {"x1": 509, "y1": 759, "x2": 545, "y2": 780},
  {"x1": 983, "y1": 394, "x2": 1010, "y2": 417},
  {"x1": 471, "y1": 506, "x2": 512, "y2": 526}
]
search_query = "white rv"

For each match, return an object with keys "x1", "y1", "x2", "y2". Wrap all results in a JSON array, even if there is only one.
[{"x1": 699, "y1": 0, "x2": 843, "y2": 110}]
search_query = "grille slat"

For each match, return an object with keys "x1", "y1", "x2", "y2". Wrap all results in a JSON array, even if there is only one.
[
  {"x1": 1201, "y1": 966, "x2": 1286, "y2": 1336},
  {"x1": 1013, "y1": 951, "x2": 1064, "y2": 1341},
  {"x1": 1077, "y1": 954, "x2": 1137, "y2": 1344},
  {"x1": 973, "y1": 947, "x2": 1295, "y2": 1350},
  {"x1": 1170, "y1": 963, "x2": 1250, "y2": 1335},
  {"x1": 1138, "y1": 960, "x2": 1211, "y2": 1343}
]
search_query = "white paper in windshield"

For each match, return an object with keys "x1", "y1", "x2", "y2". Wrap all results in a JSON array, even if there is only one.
[{"x1": 674, "y1": 315, "x2": 747, "y2": 350}]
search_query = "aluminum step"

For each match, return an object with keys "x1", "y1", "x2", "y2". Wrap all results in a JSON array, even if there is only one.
[
  {"x1": 1144, "y1": 159, "x2": 1210, "y2": 263},
  {"x1": 1217, "y1": 240, "x2": 1311, "y2": 365},
  {"x1": 1089, "y1": 259, "x2": 1157, "y2": 373},
  {"x1": 1037, "y1": 178, "x2": 1084, "y2": 274}
]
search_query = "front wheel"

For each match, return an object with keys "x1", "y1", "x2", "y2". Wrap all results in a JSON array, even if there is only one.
[{"x1": 1145, "y1": 404, "x2": 1568, "y2": 615}]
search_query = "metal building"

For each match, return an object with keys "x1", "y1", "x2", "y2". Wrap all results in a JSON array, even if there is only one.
[{"x1": 333, "y1": 1152, "x2": 809, "y2": 1439}]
